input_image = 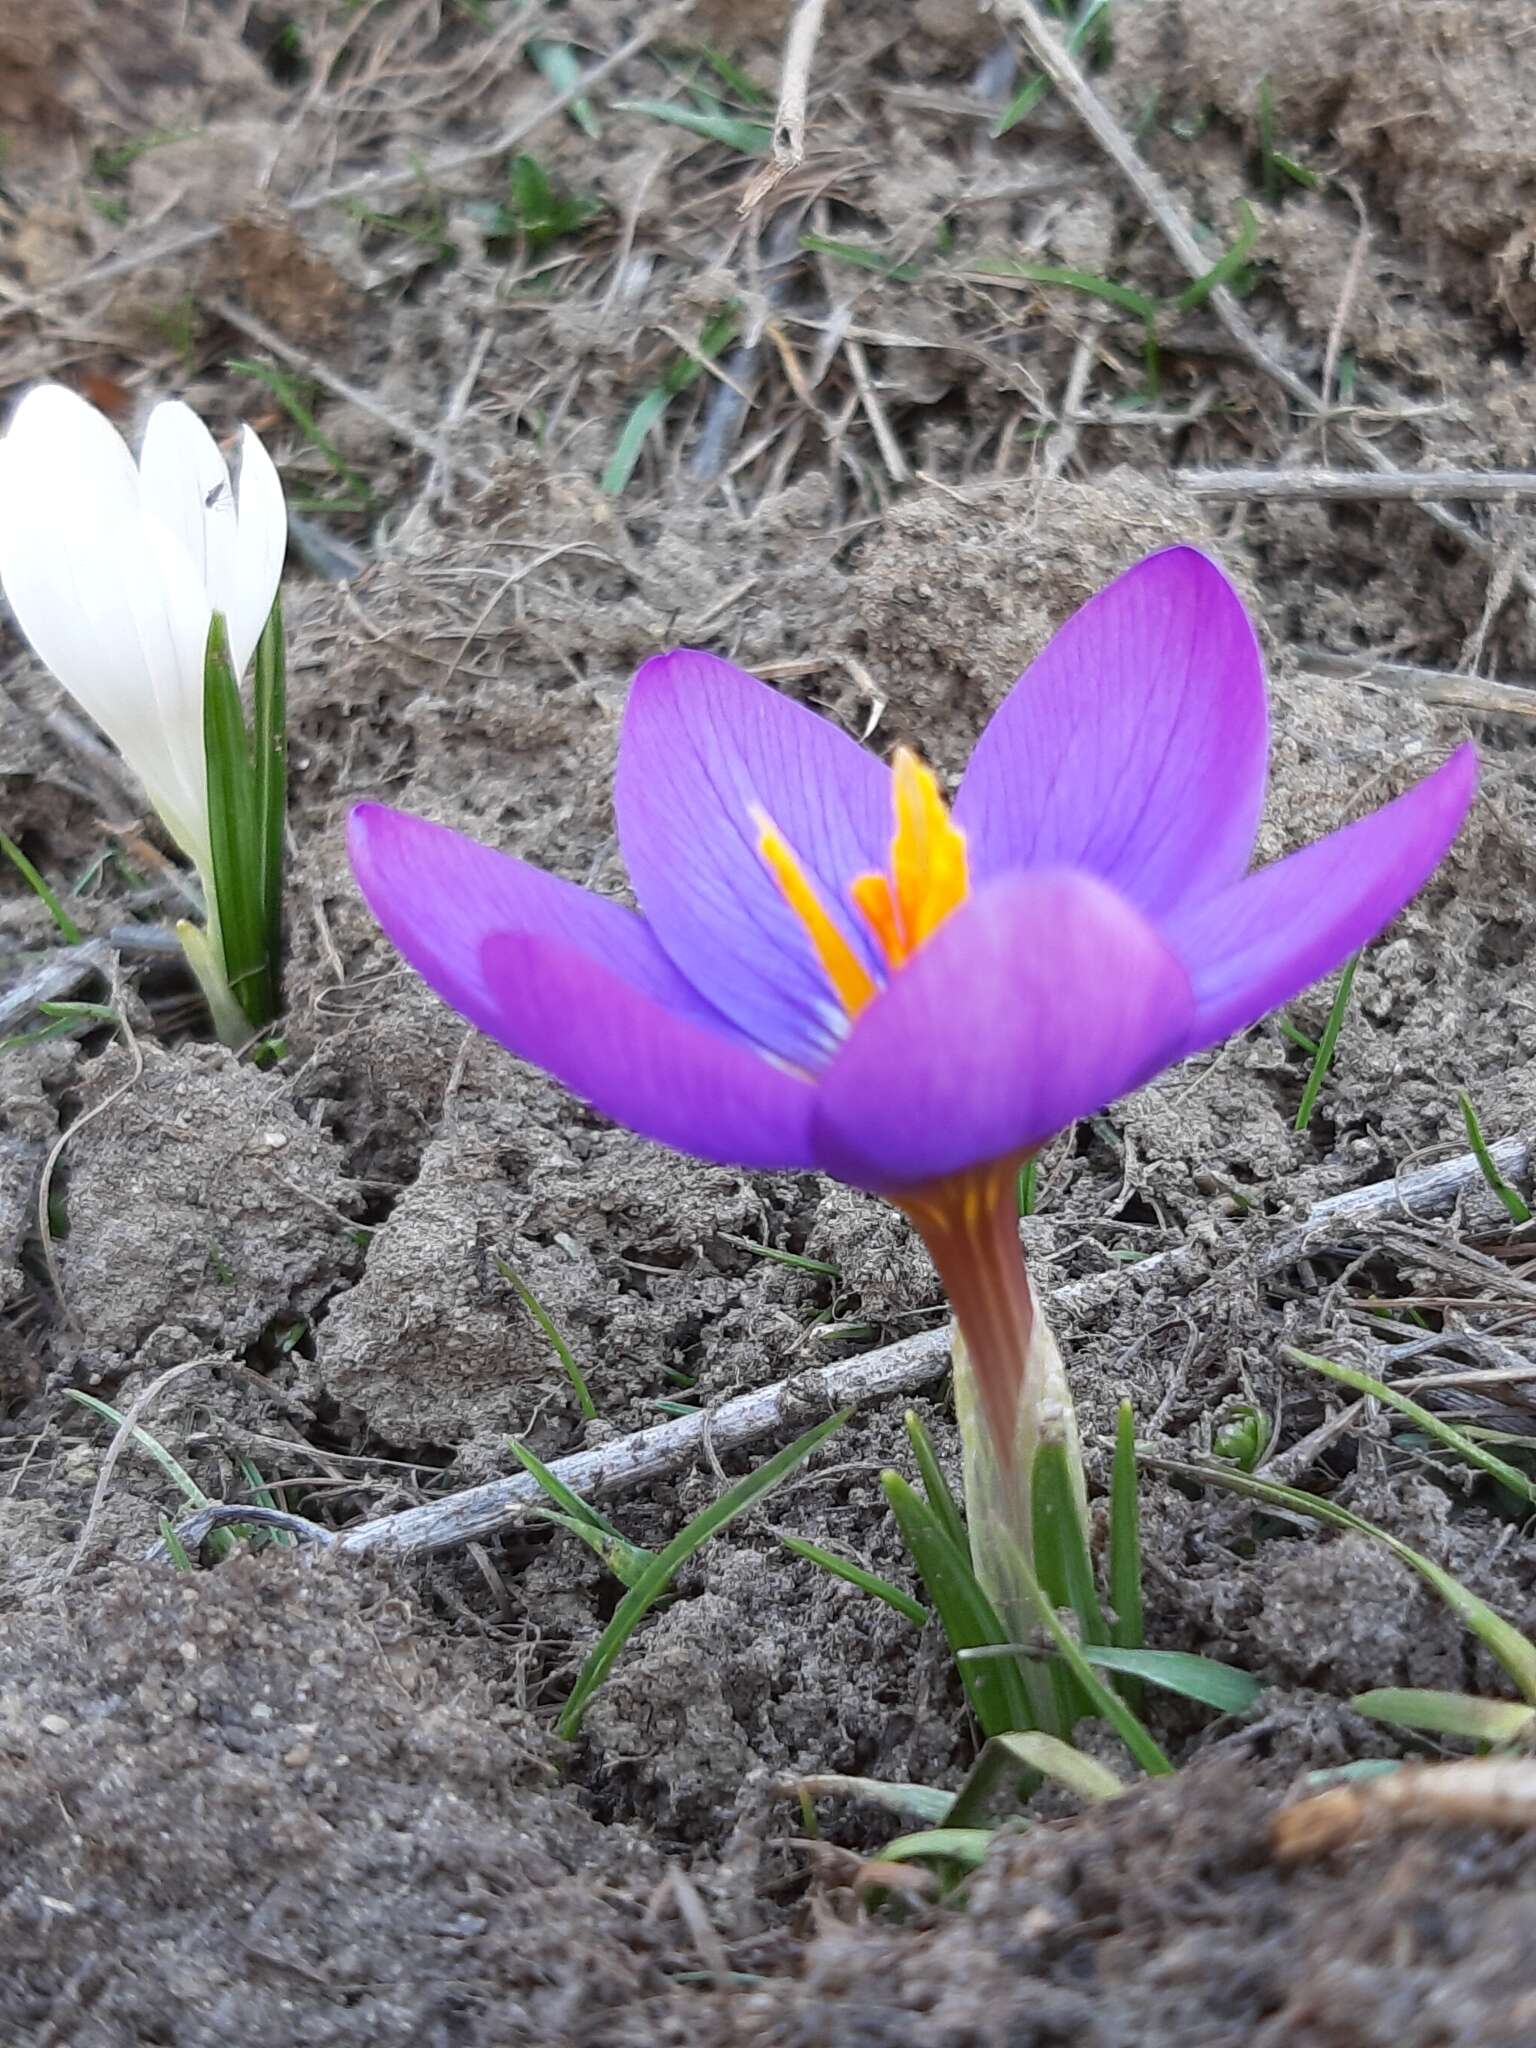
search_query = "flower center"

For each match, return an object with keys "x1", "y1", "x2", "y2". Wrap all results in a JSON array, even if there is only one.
[{"x1": 753, "y1": 747, "x2": 970, "y2": 1019}]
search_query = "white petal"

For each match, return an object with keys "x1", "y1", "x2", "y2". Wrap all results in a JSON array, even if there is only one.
[
  {"x1": 226, "y1": 424, "x2": 286, "y2": 676},
  {"x1": 2, "y1": 383, "x2": 141, "y2": 524},
  {"x1": 138, "y1": 399, "x2": 239, "y2": 620}
]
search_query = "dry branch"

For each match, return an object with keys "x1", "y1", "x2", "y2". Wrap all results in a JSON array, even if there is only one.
[
  {"x1": 1179, "y1": 468, "x2": 1536, "y2": 504},
  {"x1": 739, "y1": 0, "x2": 832, "y2": 214},
  {"x1": 152, "y1": 1136, "x2": 1529, "y2": 1562}
]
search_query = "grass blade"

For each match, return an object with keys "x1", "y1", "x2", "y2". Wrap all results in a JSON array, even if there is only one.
[
  {"x1": 1285, "y1": 1347, "x2": 1533, "y2": 1504},
  {"x1": 1078, "y1": 1644, "x2": 1261, "y2": 1713},
  {"x1": 527, "y1": 1506, "x2": 652, "y2": 1587},
  {"x1": 612, "y1": 97, "x2": 772, "y2": 153},
  {"x1": 494, "y1": 1255, "x2": 596, "y2": 1419},
  {"x1": 1350, "y1": 1688, "x2": 1536, "y2": 1745},
  {"x1": 905, "y1": 1408, "x2": 969, "y2": 1557},
  {"x1": 1174, "y1": 200, "x2": 1260, "y2": 314},
  {"x1": 991, "y1": 0, "x2": 1111, "y2": 137},
  {"x1": 1293, "y1": 952, "x2": 1359, "y2": 1132},
  {"x1": 1459, "y1": 1091, "x2": 1532, "y2": 1224},
  {"x1": 1159, "y1": 1459, "x2": 1536, "y2": 1706},
  {"x1": 879, "y1": 1827, "x2": 993, "y2": 1870},
  {"x1": 66, "y1": 1389, "x2": 237, "y2": 1562},
  {"x1": 1031, "y1": 1436, "x2": 1106, "y2": 1728},
  {"x1": 202, "y1": 611, "x2": 272, "y2": 1031},
  {"x1": 1108, "y1": 1399, "x2": 1144, "y2": 1705},
  {"x1": 1016, "y1": 1159, "x2": 1038, "y2": 1217},
  {"x1": 0, "y1": 831, "x2": 84, "y2": 943},
  {"x1": 252, "y1": 599, "x2": 286, "y2": 1016},
  {"x1": 558, "y1": 1410, "x2": 848, "y2": 1738},
  {"x1": 796, "y1": 1775, "x2": 952, "y2": 1824},
  {"x1": 779, "y1": 1535, "x2": 930, "y2": 1627},
  {"x1": 506, "y1": 1437, "x2": 626, "y2": 1540},
  {"x1": 800, "y1": 231, "x2": 922, "y2": 282},
  {"x1": 946, "y1": 1731, "x2": 1123, "y2": 1829},
  {"x1": 968, "y1": 256, "x2": 1160, "y2": 322},
  {"x1": 882, "y1": 1470, "x2": 1036, "y2": 1739},
  {"x1": 529, "y1": 39, "x2": 601, "y2": 138},
  {"x1": 601, "y1": 308, "x2": 739, "y2": 496}
]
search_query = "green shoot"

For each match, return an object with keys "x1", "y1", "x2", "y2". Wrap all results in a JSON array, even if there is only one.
[
  {"x1": 1351, "y1": 1688, "x2": 1536, "y2": 1746},
  {"x1": 683, "y1": 45, "x2": 772, "y2": 108},
  {"x1": 558, "y1": 1410, "x2": 848, "y2": 1738},
  {"x1": 1174, "y1": 201, "x2": 1260, "y2": 315},
  {"x1": 1108, "y1": 1399, "x2": 1144, "y2": 1701},
  {"x1": 227, "y1": 359, "x2": 374, "y2": 513},
  {"x1": 1212, "y1": 1402, "x2": 1272, "y2": 1471},
  {"x1": 947, "y1": 1731, "x2": 1123, "y2": 1827},
  {"x1": 722, "y1": 1233, "x2": 840, "y2": 1276},
  {"x1": 494, "y1": 1255, "x2": 596, "y2": 1419},
  {"x1": 495, "y1": 153, "x2": 605, "y2": 252},
  {"x1": 991, "y1": 0, "x2": 1111, "y2": 137},
  {"x1": 1293, "y1": 952, "x2": 1359, "y2": 1132},
  {"x1": 529, "y1": 40, "x2": 601, "y2": 139},
  {"x1": 971, "y1": 255, "x2": 1160, "y2": 322},
  {"x1": 236, "y1": 1456, "x2": 294, "y2": 1546},
  {"x1": 506, "y1": 1437, "x2": 628, "y2": 1541},
  {"x1": 66, "y1": 1389, "x2": 237, "y2": 1561},
  {"x1": 779, "y1": 1535, "x2": 930, "y2": 1627},
  {"x1": 1277, "y1": 1015, "x2": 1321, "y2": 1056},
  {"x1": 612, "y1": 97, "x2": 772, "y2": 153},
  {"x1": 1016, "y1": 1159, "x2": 1038, "y2": 1217},
  {"x1": 1459, "y1": 1092, "x2": 1532, "y2": 1224},
  {"x1": 1075, "y1": 1644, "x2": 1261, "y2": 1713},
  {"x1": 800, "y1": 232, "x2": 923, "y2": 282},
  {"x1": 1285, "y1": 1347, "x2": 1533, "y2": 1504},
  {"x1": 878, "y1": 1827, "x2": 993, "y2": 1871},
  {"x1": 1256, "y1": 78, "x2": 1322, "y2": 196},
  {"x1": 904, "y1": 1409, "x2": 969, "y2": 1559},
  {"x1": 1, "y1": 831, "x2": 84, "y2": 943},
  {"x1": 601, "y1": 306, "x2": 740, "y2": 496},
  {"x1": 158, "y1": 1514, "x2": 195, "y2": 1571},
  {"x1": 0, "y1": 999, "x2": 119, "y2": 1059},
  {"x1": 796, "y1": 1775, "x2": 952, "y2": 1825},
  {"x1": 1032, "y1": 1438, "x2": 1107, "y2": 1727}
]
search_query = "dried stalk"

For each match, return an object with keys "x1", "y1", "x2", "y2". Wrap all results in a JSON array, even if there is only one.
[
  {"x1": 1297, "y1": 648, "x2": 1536, "y2": 723},
  {"x1": 151, "y1": 1136, "x2": 1529, "y2": 1562},
  {"x1": 1179, "y1": 468, "x2": 1536, "y2": 504},
  {"x1": 739, "y1": 0, "x2": 832, "y2": 214}
]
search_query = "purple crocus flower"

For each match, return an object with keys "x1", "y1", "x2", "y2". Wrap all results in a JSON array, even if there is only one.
[{"x1": 348, "y1": 547, "x2": 1474, "y2": 1484}]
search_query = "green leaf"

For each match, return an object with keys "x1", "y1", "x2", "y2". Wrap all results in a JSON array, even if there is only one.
[
  {"x1": 1351, "y1": 1687, "x2": 1536, "y2": 1745},
  {"x1": 879, "y1": 1827, "x2": 994, "y2": 1870},
  {"x1": 1016, "y1": 1158, "x2": 1038, "y2": 1217},
  {"x1": 558, "y1": 1410, "x2": 848, "y2": 1738},
  {"x1": 796, "y1": 1774, "x2": 953, "y2": 1824},
  {"x1": 800, "y1": 231, "x2": 922, "y2": 282},
  {"x1": 1078, "y1": 1644, "x2": 1262, "y2": 1713},
  {"x1": 1285, "y1": 1347, "x2": 1533, "y2": 1505},
  {"x1": 1032, "y1": 1437, "x2": 1106, "y2": 1728},
  {"x1": 505, "y1": 1437, "x2": 626, "y2": 1541},
  {"x1": 496, "y1": 152, "x2": 605, "y2": 251},
  {"x1": 779, "y1": 1535, "x2": 930, "y2": 1627},
  {"x1": 494, "y1": 1255, "x2": 596, "y2": 1419},
  {"x1": 66, "y1": 1389, "x2": 237, "y2": 1562},
  {"x1": 1294, "y1": 952, "x2": 1359, "y2": 1132},
  {"x1": 904, "y1": 1408, "x2": 969, "y2": 1558},
  {"x1": 971, "y1": 256, "x2": 1160, "y2": 322},
  {"x1": 991, "y1": 0, "x2": 1111, "y2": 137},
  {"x1": 529, "y1": 40, "x2": 601, "y2": 139},
  {"x1": 0, "y1": 831, "x2": 84, "y2": 943},
  {"x1": 612, "y1": 97, "x2": 772, "y2": 153},
  {"x1": 202, "y1": 611, "x2": 277, "y2": 1035},
  {"x1": 600, "y1": 308, "x2": 739, "y2": 496},
  {"x1": 1108, "y1": 1400, "x2": 1144, "y2": 1708},
  {"x1": 1459, "y1": 1092, "x2": 1532, "y2": 1224},
  {"x1": 1174, "y1": 200, "x2": 1261, "y2": 314},
  {"x1": 252, "y1": 599, "x2": 286, "y2": 1014},
  {"x1": 1164, "y1": 1459, "x2": 1536, "y2": 1706},
  {"x1": 946, "y1": 1730, "x2": 1123, "y2": 1829},
  {"x1": 881, "y1": 1470, "x2": 1035, "y2": 1740},
  {"x1": 527, "y1": 1506, "x2": 653, "y2": 1587}
]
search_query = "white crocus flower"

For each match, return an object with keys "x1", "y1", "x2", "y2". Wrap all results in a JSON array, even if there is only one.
[{"x1": 0, "y1": 383, "x2": 285, "y2": 883}]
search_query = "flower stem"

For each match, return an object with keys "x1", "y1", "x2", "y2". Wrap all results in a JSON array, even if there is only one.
[
  {"x1": 900, "y1": 1163, "x2": 1086, "y2": 1639},
  {"x1": 176, "y1": 916, "x2": 251, "y2": 1051}
]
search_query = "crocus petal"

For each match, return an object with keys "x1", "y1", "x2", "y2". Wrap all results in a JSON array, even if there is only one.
[
  {"x1": 1, "y1": 383, "x2": 141, "y2": 524},
  {"x1": 138, "y1": 400, "x2": 240, "y2": 630},
  {"x1": 614, "y1": 649, "x2": 893, "y2": 1067},
  {"x1": 810, "y1": 869, "x2": 1195, "y2": 1191},
  {"x1": 348, "y1": 800, "x2": 816, "y2": 1170},
  {"x1": 227, "y1": 425, "x2": 286, "y2": 675},
  {"x1": 1163, "y1": 744, "x2": 1478, "y2": 1052},
  {"x1": 955, "y1": 548, "x2": 1268, "y2": 919}
]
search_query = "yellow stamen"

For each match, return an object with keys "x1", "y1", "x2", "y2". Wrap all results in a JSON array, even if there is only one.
[
  {"x1": 753, "y1": 807, "x2": 877, "y2": 1018},
  {"x1": 855, "y1": 747, "x2": 970, "y2": 970}
]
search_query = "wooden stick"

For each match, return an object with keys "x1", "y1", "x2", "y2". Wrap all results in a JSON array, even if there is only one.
[
  {"x1": 1297, "y1": 647, "x2": 1536, "y2": 723},
  {"x1": 1179, "y1": 468, "x2": 1536, "y2": 504},
  {"x1": 739, "y1": 0, "x2": 832, "y2": 214},
  {"x1": 148, "y1": 1135, "x2": 1528, "y2": 1562}
]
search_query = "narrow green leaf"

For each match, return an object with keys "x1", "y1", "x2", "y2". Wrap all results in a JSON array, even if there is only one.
[
  {"x1": 1293, "y1": 952, "x2": 1359, "y2": 1132},
  {"x1": 506, "y1": 1437, "x2": 626, "y2": 1541},
  {"x1": 1016, "y1": 1158, "x2": 1038, "y2": 1217},
  {"x1": 1459, "y1": 1092, "x2": 1532, "y2": 1224},
  {"x1": 1031, "y1": 1437, "x2": 1105, "y2": 1728},
  {"x1": 530, "y1": 40, "x2": 601, "y2": 139},
  {"x1": 969, "y1": 256, "x2": 1160, "y2": 322},
  {"x1": 252, "y1": 598, "x2": 286, "y2": 1018},
  {"x1": 1162, "y1": 1459, "x2": 1536, "y2": 1706},
  {"x1": 1078, "y1": 1644, "x2": 1262, "y2": 1713},
  {"x1": 612, "y1": 97, "x2": 772, "y2": 153},
  {"x1": 495, "y1": 1255, "x2": 596, "y2": 1419},
  {"x1": 228, "y1": 359, "x2": 374, "y2": 511},
  {"x1": 686, "y1": 45, "x2": 772, "y2": 108},
  {"x1": 1351, "y1": 1687, "x2": 1536, "y2": 1745},
  {"x1": 558, "y1": 1411, "x2": 848, "y2": 1738},
  {"x1": 527, "y1": 1506, "x2": 653, "y2": 1586},
  {"x1": 880, "y1": 1827, "x2": 994, "y2": 1870},
  {"x1": 600, "y1": 307, "x2": 738, "y2": 496},
  {"x1": 722, "y1": 1232, "x2": 840, "y2": 1276},
  {"x1": 1174, "y1": 200, "x2": 1261, "y2": 314},
  {"x1": 905, "y1": 1409, "x2": 969, "y2": 1558},
  {"x1": 0, "y1": 831, "x2": 84, "y2": 943},
  {"x1": 1108, "y1": 1400, "x2": 1144, "y2": 1708},
  {"x1": 882, "y1": 1470, "x2": 1035, "y2": 1740},
  {"x1": 991, "y1": 0, "x2": 1111, "y2": 136},
  {"x1": 779, "y1": 1535, "x2": 930, "y2": 1627},
  {"x1": 800, "y1": 231, "x2": 922, "y2": 282},
  {"x1": 946, "y1": 1730, "x2": 1123, "y2": 1829},
  {"x1": 1285, "y1": 1347, "x2": 1533, "y2": 1504},
  {"x1": 203, "y1": 611, "x2": 272, "y2": 1031},
  {"x1": 66, "y1": 1389, "x2": 237, "y2": 1562},
  {"x1": 796, "y1": 1774, "x2": 952, "y2": 1824},
  {"x1": 157, "y1": 1513, "x2": 195, "y2": 1572}
]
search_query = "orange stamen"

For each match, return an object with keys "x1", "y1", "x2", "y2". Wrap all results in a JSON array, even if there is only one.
[{"x1": 753, "y1": 807, "x2": 878, "y2": 1018}]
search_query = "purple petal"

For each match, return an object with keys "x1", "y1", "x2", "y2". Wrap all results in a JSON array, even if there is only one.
[
  {"x1": 349, "y1": 802, "x2": 815, "y2": 1169},
  {"x1": 809, "y1": 871, "x2": 1195, "y2": 1192},
  {"x1": 615, "y1": 649, "x2": 892, "y2": 1066},
  {"x1": 1163, "y1": 745, "x2": 1477, "y2": 1052},
  {"x1": 955, "y1": 548, "x2": 1268, "y2": 918}
]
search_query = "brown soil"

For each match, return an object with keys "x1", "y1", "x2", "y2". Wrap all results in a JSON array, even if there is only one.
[{"x1": 4, "y1": 2, "x2": 1536, "y2": 2043}]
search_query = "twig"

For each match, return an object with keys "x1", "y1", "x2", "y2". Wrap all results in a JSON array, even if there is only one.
[
  {"x1": 149, "y1": 1136, "x2": 1528, "y2": 1562},
  {"x1": 0, "y1": 7, "x2": 686, "y2": 329},
  {"x1": 994, "y1": 1, "x2": 1536, "y2": 604},
  {"x1": 1178, "y1": 468, "x2": 1536, "y2": 504},
  {"x1": 739, "y1": 0, "x2": 832, "y2": 215},
  {"x1": 0, "y1": 938, "x2": 113, "y2": 1034},
  {"x1": 1297, "y1": 647, "x2": 1536, "y2": 723}
]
